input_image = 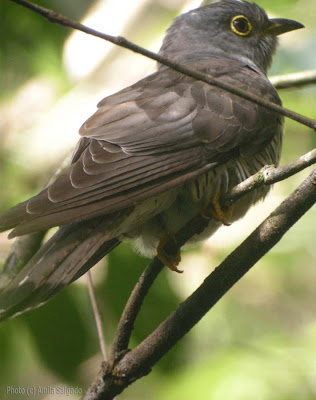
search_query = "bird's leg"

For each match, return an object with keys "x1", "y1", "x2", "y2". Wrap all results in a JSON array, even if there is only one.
[
  {"x1": 157, "y1": 233, "x2": 183, "y2": 273},
  {"x1": 201, "y1": 192, "x2": 234, "y2": 226}
]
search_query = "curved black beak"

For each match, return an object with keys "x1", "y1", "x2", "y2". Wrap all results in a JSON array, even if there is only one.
[{"x1": 266, "y1": 18, "x2": 305, "y2": 36}]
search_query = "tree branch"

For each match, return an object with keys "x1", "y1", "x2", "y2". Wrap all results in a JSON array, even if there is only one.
[
  {"x1": 110, "y1": 258, "x2": 164, "y2": 360},
  {"x1": 93, "y1": 149, "x2": 316, "y2": 398},
  {"x1": 103, "y1": 148, "x2": 316, "y2": 360},
  {"x1": 7, "y1": 0, "x2": 316, "y2": 131},
  {"x1": 83, "y1": 168, "x2": 316, "y2": 400},
  {"x1": 271, "y1": 70, "x2": 316, "y2": 89},
  {"x1": 223, "y1": 148, "x2": 316, "y2": 207}
]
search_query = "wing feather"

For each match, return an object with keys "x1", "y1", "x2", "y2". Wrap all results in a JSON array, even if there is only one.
[{"x1": 0, "y1": 57, "x2": 282, "y2": 237}]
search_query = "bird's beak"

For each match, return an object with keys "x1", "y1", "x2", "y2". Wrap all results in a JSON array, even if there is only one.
[{"x1": 266, "y1": 18, "x2": 304, "y2": 36}]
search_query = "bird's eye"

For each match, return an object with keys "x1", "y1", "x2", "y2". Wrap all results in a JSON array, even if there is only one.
[{"x1": 231, "y1": 15, "x2": 252, "y2": 36}]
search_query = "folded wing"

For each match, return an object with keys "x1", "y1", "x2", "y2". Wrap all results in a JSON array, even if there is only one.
[{"x1": 0, "y1": 58, "x2": 281, "y2": 237}]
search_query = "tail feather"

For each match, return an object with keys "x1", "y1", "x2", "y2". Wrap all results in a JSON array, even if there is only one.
[
  {"x1": 0, "y1": 201, "x2": 29, "y2": 233},
  {"x1": 0, "y1": 218, "x2": 120, "y2": 322}
]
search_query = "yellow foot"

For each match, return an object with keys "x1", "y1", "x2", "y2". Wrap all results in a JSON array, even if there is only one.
[
  {"x1": 157, "y1": 234, "x2": 183, "y2": 273},
  {"x1": 201, "y1": 193, "x2": 234, "y2": 226}
]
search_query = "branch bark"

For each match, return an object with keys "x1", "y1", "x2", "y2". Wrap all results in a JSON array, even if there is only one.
[
  {"x1": 83, "y1": 168, "x2": 316, "y2": 400},
  {"x1": 7, "y1": 0, "x2": 316, "y2": 131},
  {"x1": 222, "y1": 148, "x2": 316, "y2": 207},
  {"x1": 110, "y1": 259, "x2": 164, "y2": 359}
]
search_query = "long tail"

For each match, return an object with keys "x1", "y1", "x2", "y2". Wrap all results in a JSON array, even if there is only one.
[{"x1": 0, "y1": 218, "x2": 120, "y2": 322}]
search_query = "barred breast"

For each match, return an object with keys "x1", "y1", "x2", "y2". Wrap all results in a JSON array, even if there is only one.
[{"x1": 130, "y1": 124, "x2": 282, "y2": 256}]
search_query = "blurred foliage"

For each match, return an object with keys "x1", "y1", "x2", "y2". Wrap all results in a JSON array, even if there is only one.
[
  {"x1": 0, "y1": 0, "x2": 92, "y2": 99},
  {"x1": 0, "y1": 0, "x2": 315, "y2": 400}
]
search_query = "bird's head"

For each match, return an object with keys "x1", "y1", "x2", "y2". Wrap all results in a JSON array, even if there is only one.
[{"x1": 159, "y1": 0, "x2": 304, "y2": 73}]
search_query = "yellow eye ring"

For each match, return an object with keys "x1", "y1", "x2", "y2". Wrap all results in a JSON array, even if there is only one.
[{"x1": 231, "y1": 15, "x2": 252, "y2": 36}]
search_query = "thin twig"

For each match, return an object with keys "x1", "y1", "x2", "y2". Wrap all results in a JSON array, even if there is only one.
[
  {"x1": 87, "y1": 271, "x2": 108, "y2": 362},
  {"x1": 83, "y1": 168, "x2": 316, "y2": 400},
  {"x1": 271, "y1": 70, "x2": 316, "y2": 89},
  {"x1": 7, "y1": 0, "x2": 316, "y2": 131}
]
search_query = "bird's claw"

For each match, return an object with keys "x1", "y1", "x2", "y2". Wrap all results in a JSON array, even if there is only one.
[
  {"x1": 157, "y1": 234, "x2": 183, "y2": 273},
  {"x1": 201, "y1": 193, "x2": 234, "y2": 226}
]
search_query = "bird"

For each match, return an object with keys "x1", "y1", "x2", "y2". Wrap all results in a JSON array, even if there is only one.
[{"x1": 0, "y1": 0, "x2": 303, "y2": 321}]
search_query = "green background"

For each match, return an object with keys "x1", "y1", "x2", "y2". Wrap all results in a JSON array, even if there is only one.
[{"x1": 0, "y1": 0, "x2": 315, "y2": 399}]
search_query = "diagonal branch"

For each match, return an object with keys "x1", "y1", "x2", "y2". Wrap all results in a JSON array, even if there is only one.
[
  {"x1": 109, "y1": 148, "x2": 315, "y2": 360},
  {"x1": 111, "y1": 258, "x2": 164, "y2": 359},
  {"x1": 83, "y1": 168, "x2": 316, "y2": 400},
  {"x1": 223, "y1": 148, "x2": 316, "y2": 206},
  {"x1": 7, "y1": 0, "x2": 316, "y2": 131}
]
